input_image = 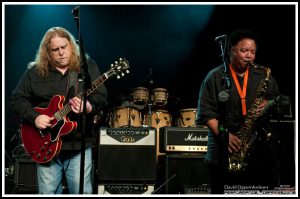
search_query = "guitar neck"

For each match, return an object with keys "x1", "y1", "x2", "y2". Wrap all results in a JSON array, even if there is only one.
[{"x1": 58, "y1": 70, "x2": 114, "y2": 119}]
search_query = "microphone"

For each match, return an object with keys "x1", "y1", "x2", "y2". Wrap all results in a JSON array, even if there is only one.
[
  {"x1": 215, "y1": 35, "x2": 227, "y2": 42},
  {"x1": 72, "y1": 6, "x2": 80, "y2": 18}
]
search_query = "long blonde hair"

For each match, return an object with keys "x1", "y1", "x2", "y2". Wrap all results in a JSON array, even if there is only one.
[{"x1": 31, "y1": 27, "x2": 80, "y2": 78}]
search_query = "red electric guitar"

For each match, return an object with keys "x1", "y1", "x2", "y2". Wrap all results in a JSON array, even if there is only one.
[{"x1": 20, "y1": 58, "x2": 130, "y2": 163}]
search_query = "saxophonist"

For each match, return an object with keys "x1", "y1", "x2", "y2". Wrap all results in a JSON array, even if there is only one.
[{"x1": 196, "y1": 29, "x2": 279, "y2": 194}]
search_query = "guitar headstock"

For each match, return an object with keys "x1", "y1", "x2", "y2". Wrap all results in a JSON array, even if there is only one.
[{"x1": 110, "y1": 58, "x2": 130, "y2": 79}]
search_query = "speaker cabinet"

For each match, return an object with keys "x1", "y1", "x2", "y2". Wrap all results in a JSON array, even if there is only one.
[
  {"x1": 13, "y1": 158, "x2": 37, "y2": 193},
  {"x1": 164, "y1": 153, "x2": 210, "y2": 194},
  {"x1": 269, "y1": 120, "x2": 295, "y2": 186},
  {"x1": 98, "y1": 128, "x2": 156, "y2": 183}
]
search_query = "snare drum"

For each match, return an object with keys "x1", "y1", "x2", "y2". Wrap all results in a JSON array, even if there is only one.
[
  {"x1": 109, "y1": 107, "x2": 142, "y2": 128},
  {"x1": 144, "y1": 109, "x2": 172, "y2": 129},
  {"x1": 177, "y1": 108, "x2": 197, "y2": 127},
  {"x1": 152, "y1": 88, "x2": 168, "y2": 106},
  {"x1": 132, "y1": 87, "x2": 149, "y2": 105}
]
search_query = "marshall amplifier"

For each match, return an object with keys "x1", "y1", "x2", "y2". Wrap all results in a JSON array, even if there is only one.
[
  {"x1": 159, "y1": 127, "x2": 208, "y2": 153},
  {"x1": 98, "y1": 127, "x2": 156, "y2": 182}
]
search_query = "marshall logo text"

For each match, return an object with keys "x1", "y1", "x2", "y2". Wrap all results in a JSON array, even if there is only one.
[{"x1": 184, "y1": 133, "x2": 208, "y2": 142}]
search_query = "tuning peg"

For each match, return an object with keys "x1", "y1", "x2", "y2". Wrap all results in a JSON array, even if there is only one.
[
  {"x1": 126, "y1": 70, "x2": 130, "y2": 73},
  {"x1": 117, "y1": 75, "x2": 121, "y2": 79},
  {"x1": 121, "y1": 72, "x2": 125, "y2": 76}
]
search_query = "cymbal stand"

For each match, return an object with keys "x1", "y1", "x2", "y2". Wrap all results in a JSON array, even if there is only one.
[
  {"x1": 146, "y1": 100, "x2": 153, "y2": 128},
  {"x1": 128, "y1": 94, "x2": 134, "y2": 128}
]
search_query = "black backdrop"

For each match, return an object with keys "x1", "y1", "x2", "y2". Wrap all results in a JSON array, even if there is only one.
[{"x1": 4, "y1": 3, "x2": 296, "y2": 183}]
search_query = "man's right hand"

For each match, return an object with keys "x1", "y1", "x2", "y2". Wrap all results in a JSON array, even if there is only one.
[{"x1": 35, "y1": 115, "x2": 54, "y2": 129}]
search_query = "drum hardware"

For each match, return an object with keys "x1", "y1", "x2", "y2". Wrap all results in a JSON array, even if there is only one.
[
  {"x1": 127, "y1": 106, "x2": 138, "y2": 128},
  {"x1": 144, "y1": 101, "x2": 153, "y2": 128},
  {"x1": 155, "y1": 118, "x2": 161, "y2": 125},
  {"x1": 176, "y1": 112, "x2": 186, "y2": 127}
]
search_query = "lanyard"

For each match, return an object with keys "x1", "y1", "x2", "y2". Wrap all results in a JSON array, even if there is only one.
[{"x1": 229, "y1": 64, "x2": 249, "y2": 116}]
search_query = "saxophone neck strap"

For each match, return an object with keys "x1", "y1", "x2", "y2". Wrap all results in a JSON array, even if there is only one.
[{"x1": 229, "y1": 64, "x2": 249, "y2": 116}]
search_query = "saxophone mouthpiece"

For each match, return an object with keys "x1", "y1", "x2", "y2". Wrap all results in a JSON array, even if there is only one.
[
  {"x1": 245, "y1": 61, "x2": 252, "y2": 66},
  {"x1": 248, "y1": 62, "x2": 260, "y2": 69}
]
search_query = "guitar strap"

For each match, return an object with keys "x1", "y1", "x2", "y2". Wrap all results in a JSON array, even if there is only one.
[
  {"x1": 67, "y1": 70, "x2": 79, "y2": 99},
  {"x1": 69, "y1": 70, "x2": 78, "y2": 89}
]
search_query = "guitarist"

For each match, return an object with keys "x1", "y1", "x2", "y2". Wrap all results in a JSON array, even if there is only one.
[{"x1": 10, "y1": 27, "x2": 108, "y2": 194}]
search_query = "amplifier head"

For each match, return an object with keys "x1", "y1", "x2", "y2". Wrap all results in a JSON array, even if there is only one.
[
  {"x1": 160, "y1": 127, "x2": 208, "y2": 153},
  {"x1": 99, "y1": 127, "x2": 156, "y2": 145}
]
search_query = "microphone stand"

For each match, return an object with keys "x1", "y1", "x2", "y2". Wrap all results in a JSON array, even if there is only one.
[
  {"x1": 217, "y1": 37, "x2": 230, "y2": 90},
  {"x1": 72, "y1": 6, "x2": 91, "y2": 194},
  {"x1": 216, "y1": 35, "x2": 230, "y2": 193},
  {"x1": 151, "y1": 174, "x2": 176, "y2": 194}
]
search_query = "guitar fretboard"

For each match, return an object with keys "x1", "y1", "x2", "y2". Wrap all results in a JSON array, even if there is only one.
[{"x1": 56, "y1": 71, "x2": 113, "y2": 120}]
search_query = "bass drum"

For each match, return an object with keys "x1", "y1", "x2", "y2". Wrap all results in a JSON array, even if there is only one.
[
  {"x1": 109, "y1": 106, "x2": 142, "y2": 128},
  {"x1": 177, "y1": 108, "x2": 197, "y2": 127}
]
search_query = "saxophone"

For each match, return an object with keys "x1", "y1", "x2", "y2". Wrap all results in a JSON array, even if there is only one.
[{"x1": 228, "y1": 64, "x2": 271, "y2": 172}]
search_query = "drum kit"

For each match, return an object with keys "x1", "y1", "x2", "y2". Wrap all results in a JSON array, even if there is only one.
[
  {"x1": 109, "y1": 86, "x2": 202, "y2": 129},
  {"x1": 109, "y1": 87, "x2": 173, "y2": 129}
]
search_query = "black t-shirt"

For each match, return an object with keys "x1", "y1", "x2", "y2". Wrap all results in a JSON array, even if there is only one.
[{"x1": 11, "y1": 59, "x2": 108, "y2": 150}]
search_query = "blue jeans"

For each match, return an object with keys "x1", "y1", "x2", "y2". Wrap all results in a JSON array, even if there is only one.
[{"x1": 36, "y1": 147, "x2": 93, "y2": 194}]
